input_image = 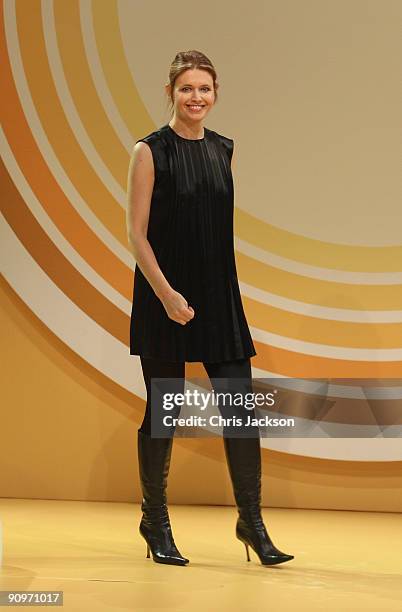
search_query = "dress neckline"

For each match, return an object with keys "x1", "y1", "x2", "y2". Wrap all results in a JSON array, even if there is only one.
[{"x1": 167, "y1": 124, "x2": 205, "y2": 142}]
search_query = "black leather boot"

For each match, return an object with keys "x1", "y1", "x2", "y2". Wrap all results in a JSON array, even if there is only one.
[
  {"x1": 137, "y1": 430, "x2": 189, "y2": 565},
  {"x1": 223, "y1": 436, "x2": 294, "y2": 566}
]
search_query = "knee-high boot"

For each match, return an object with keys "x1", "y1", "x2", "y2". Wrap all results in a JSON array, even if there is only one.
[
  {"x1": 223, "y1": 436, "x2": 294, "y2": 566},
  {"x1": 137, "y1": 430, "x2": 189, "y2": 565}
]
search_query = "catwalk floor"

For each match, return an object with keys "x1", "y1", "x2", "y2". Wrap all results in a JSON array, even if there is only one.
[{"x1": 0, "y1": 499, "x2": 401, "y2": 611}]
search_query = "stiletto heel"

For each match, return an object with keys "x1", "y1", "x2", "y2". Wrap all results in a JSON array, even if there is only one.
[
  {"x1": 224, "y1": 437, "x2": 294, "y2": 567},
  {"x1": 138, "y1": 431, "x2": 189, "y2": 566}
]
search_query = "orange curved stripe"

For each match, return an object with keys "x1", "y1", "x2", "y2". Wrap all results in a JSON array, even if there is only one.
[
  {"x1": 1, "y1": 159, "x2": 129, "y2": 343},
  {"x1": 54, "y1": 0, "x2": 142, "y2": 186},
  {"x1": 0, "y1": 7, "x2": 132, "y2": 298},
  {"x1": 236, "y1": 253, "x2": 402, "y2": 310},
  {"x1": 235, "y1": 208, "x2": 402, "y2": 273},
  {"x1": 13, "y1": 0, "x2": 126, "y2": 243},
  {"x1": 91, "y1": 0, "x2": 155, "y2": 141},
  {"x1": 251, "y1": 340, "x2": 402, "y2": 378},
  {"x1": 243, "y1": 296, "x2": 402, "y2": 349}
]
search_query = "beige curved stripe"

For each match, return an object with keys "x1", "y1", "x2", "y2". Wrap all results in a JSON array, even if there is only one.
[
  {"x1": 91, "y1": 0, "x2": 154, "y2": 147},
  {"x1": 249, "y1": 326, "x2": 402, "y2": 361},
  {"x1": 235, "y1": 237, "x2": 402, "y2": 285},
  {"x1": 262, "y1": 438, "x2": 402, "y2": 462},
  {"x1": 79, "y1": 0, "x2": 134, "y2": 152},
  {"x1": 236, "y1": 252, "x2": 402, "y2": 310},
  {"x1": 240, "y1": 281, "x2": 402, "y2": 323},
  {"x1": 235, "y1": 209, "x2": 402, "y2": 272},
  {"x1": 42, "y1": 1, "x2": 127, "y2": 204},
  {"x1": 244, "y1": 298, "x2": 402, "y2": 349},
  {"x1": 250, "y1": 338, "x2": 402, "y2": 378}
]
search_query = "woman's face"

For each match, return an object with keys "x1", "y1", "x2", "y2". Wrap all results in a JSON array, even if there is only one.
[{"x1": 168, "y1": 68, "x2": 215, "y2": 122}]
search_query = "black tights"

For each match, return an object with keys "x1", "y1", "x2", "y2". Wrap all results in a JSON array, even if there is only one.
[{"x1": 139, "y1": 356, "x2": 254, "y2": 436}]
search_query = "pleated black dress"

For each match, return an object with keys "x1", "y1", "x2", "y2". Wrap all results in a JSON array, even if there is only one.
[{"x1": 129, "y1": 123, "x2": 257, "y2": 363}]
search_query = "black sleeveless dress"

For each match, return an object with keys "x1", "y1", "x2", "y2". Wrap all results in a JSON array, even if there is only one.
[{"x1": 129, "y1": 123, "x2": 257, "y2": 363}]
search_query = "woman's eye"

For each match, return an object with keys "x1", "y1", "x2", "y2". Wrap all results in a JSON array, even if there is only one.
[{"x1": 181, "y1": 87, "x2": 210, "y2": 92}]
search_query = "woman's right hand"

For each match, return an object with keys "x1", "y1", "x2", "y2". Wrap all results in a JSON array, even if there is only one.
[{"x1": 160, "y1": 288, "x2": 195, "y2": 325}]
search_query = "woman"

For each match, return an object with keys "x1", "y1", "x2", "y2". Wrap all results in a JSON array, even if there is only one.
[{"x1": 126, "y1": 50, "x2": 293, "y2": 567}]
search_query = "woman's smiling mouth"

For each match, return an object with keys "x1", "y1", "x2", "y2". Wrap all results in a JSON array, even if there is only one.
[{"x1": 186, "y1": 105, "x2": 205, "y2": 112}]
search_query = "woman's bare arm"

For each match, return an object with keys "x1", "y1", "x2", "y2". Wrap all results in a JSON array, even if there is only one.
[
  {"x1": 126, "y1": 142, "x2": 194, "y2": 325},
  {"x1": 126, "y1": 142, "x2": 171, "y2": 299}
]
